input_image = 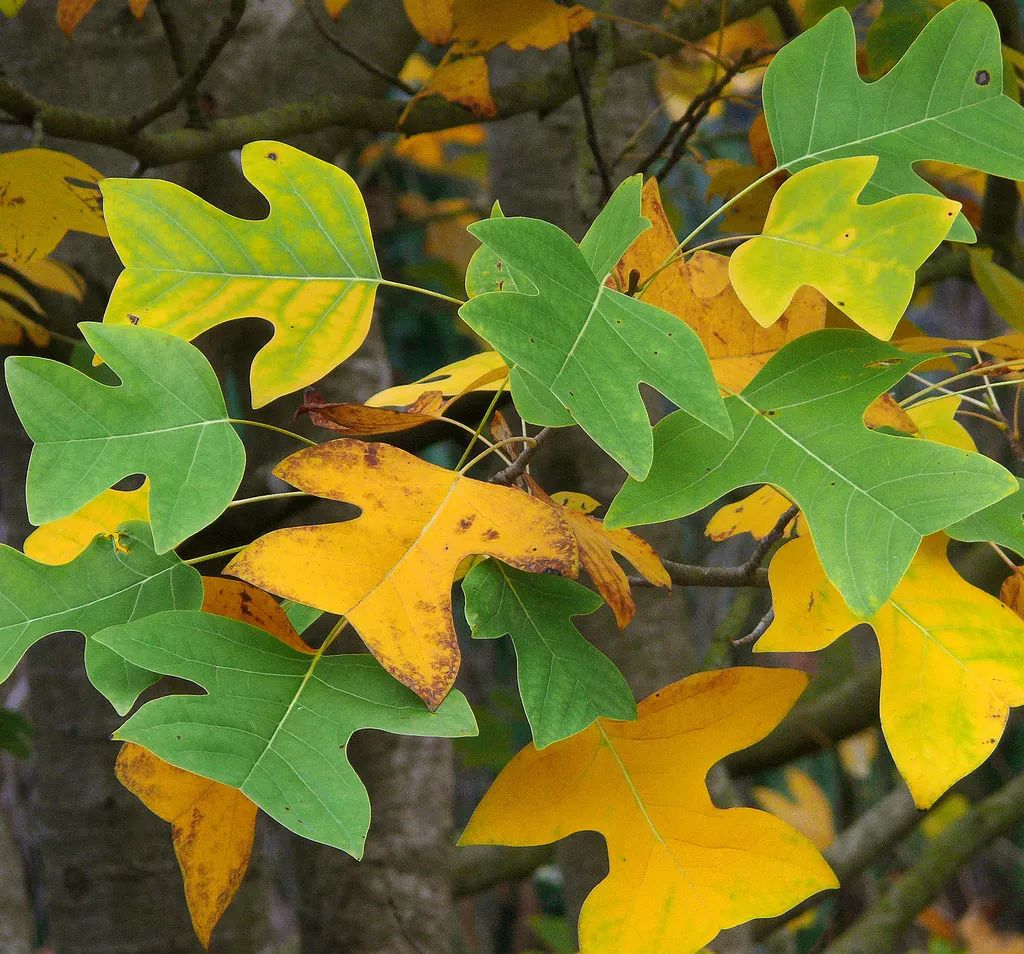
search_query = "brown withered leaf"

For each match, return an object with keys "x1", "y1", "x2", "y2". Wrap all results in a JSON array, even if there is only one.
[{"x1": 296, "y1": 387, "x2": 446, "y2": 436}]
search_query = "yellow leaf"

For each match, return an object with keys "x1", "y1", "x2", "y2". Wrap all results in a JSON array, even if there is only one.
[
  {"x1": 528, "y1": 477, "x2": 670, "y2": 629},
  {"x1": 404, "y1": 53, "x2": 497, "y2": 118},
  {"x1": 10, "y1": 257, "x2": 86, "y2": 300},
  {"x1": 460, "y1": 667, "x2": 837, "y2": 953},
  {"x1": 615, "y1": 179, "x2": 826, "y2": 392},
  {"x1": 448, "y1": 0, "x2": 594, "y2": 54},
  {"x1": 393, "y1": 125, "x2": 486, "y2": 170},
  {"x1": 226, "y1": 439, "x2": 577, "y2": 708},
  {"x1": 895, "y1": 332, "x2": 1024, "y2": 362},
  {"x1": 969, "y1": 247, "x2": 1024, "y2": 331},
  {"x1": 837, "y1": 728, "x2": 879, "y2": 780},
  {"x1": 116, "y1": 744, "x2": 256, "y2": 948},
  {"x1": 323, "y1": 0, "x2": 352, "y2": 19},
  {"x1": 549, "y1": 491, "x2": 600, "y2": 514},
  {"x1": 863, "y1": 393, "x2": 918, "y2": 433},
  {"x1": 23, "y1": 482, "x2": 150, "y2": 565},
  {"x1": 0, "y1": 149, "x2": 105, "y2": 268},
  {"x1": 0, "y1": 275, "x2": 49, "y2": 346},
  {"x1": 115, "y1": 579, "x2": 305, "y2": 948},
  {"x1": 403, "y1": 0, "x2": 454, "y2": 45},
  {"x1": 0, "y1": 0, "x2": 28, "y2": 16},
  {"x1": 906, "y1": 394, "x2": 976, "y2": 452},
  {"x1": 705, "y1": 485, "x2": 798, "y2": 541},
  {"x1": 729, "y1": 156, "x2": 959, "y2": 339},
  {"x1": 758, "y1": 534, "x2": 1024, "y2": 807},
  {"x1": 752, "y1": 767, "x2": 836, "y2": 850},
  {"x1": 705, "y1": 159, "x2": 777, "y2": 233},
  {"x1": 367, "y1": 351, "x2": 508, "y2": 407}
]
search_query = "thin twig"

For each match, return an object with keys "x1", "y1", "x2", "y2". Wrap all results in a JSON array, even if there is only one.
[
  {"x1": 490, "y1": 427, "x2": 553, "y2": 485},
  {"x1": 732, "y1": 606, "x2": 774, "y2": 645},
  {"x1": 126, "y1": 0, "x2": 247, "y2": 133},
  {"x1": 632, "y1": 560, "x2": 769, "y2": 588},
  {"x1": 152, "y1": 0, "x2": 205, "y2": 126},
  {"x1": 302, "y1": 0, "x2": 415, "y2": 95},
  {"x1": 568, "y1": 33, "x2": 614, "y2": 203}
]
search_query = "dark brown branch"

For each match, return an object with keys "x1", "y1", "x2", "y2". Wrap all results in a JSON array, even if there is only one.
[
  {"x1": 0, "y1": 0, "x2": 772, "y2": 166},
  {"x1": 645, "y1": 560, "x2": 769, "y2": 588},
  {"x1": 568, "y1": 32, "x2": 614, "y2": 202},
  {"x1": 126, "y1": 0, "x2": 247, "y2": 133},
  {"x1": 824, "y1": 771, "x2": 1024, "y2": 954},
  {"x1": 490, "y1": 427, "x2": 552, "y2": 486},
  {"x1": 302, "y1": 0, "x2": 415, "y2": 96},
  {"x1": 733, "y1": 606, "x2": 773, "y2": 645},
  {"x1": 725, "y1": 663, "x2": 881, "y2": 776}
]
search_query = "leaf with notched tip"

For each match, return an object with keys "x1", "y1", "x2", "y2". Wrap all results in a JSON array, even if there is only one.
[{"x1": 227, "y1": 439, "x2": 578, "y2": 708}]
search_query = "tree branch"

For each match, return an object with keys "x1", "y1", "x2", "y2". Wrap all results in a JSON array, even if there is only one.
[
  {"x1": 0, "y1": 0, "x2": 771, "y2": 166},
  {"x1": 451, "y1": 844, "x2": 555, "y2": 898},
  {"x1": 152, "y1": 0, "x2": 205, "y2": 126},
  {"x1": 823, "y1": 770, "x2": 1024, "y2": 954},
  {"x1": 490, "y1": 427, "x2": 552, "y2": 486}
]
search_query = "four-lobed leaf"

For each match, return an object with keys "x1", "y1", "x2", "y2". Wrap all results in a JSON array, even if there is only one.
[
  {"x1": 6, "y1": 322, "x2": 244, "y2": 554},
  {"x1": 462, "y1": 559, "x2": 635, "y2": 748},
  {"x1": 607, "y1": 329, "x2": 1016, "y2": 616},
  {"x1": 758, "y1": 534, "x2": 1024, "y2": 807},
  {"x1": 0, "y1": 522, "x2": 202, "y2": 713},
  {"x1": 96, "y1": 609, "x2": 478, "y2": 854},
  {"x1": 762, "y1": 0, "x2": 1024, "y2": 241},
  {"x1": 459, "y1": 175, "x2": 731, "y2": 479},
  {"x1": 729, "y1": 157, "x2": 959, "y2": 338},
  {"x1": 101, "y1": 141, "x2": 382, "y2": 407},
  {"x1": 460, "y1": 667, "x2": 837, "y2": 954},
  {"x1": 226, "y1": 439, "x2": 577, "y2": 709}
]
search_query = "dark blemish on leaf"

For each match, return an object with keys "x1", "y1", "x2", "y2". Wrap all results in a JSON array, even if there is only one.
[
  {"x1": 807, "y1": 594, "x2": 815, "y2": 612},
  {"x1": 457, "y1": 515, "x2": 476, "y2": 532},
  {"x1": 865, "y1": 358, "x2": 902, "y2": 368},
  {"x1": 483, "y1": 529, "x2": 500, "y2": 541},
  {"x1": 976, "y1": 69, "x2": 991, "y2": 85},
  {"x1": 128, "y1": 313, "x2": 140, "y2": 325},
  {"x1": 759, "y1": 408, "x2": 779, "y2": 417},
  {"x1": 364, "y1": 444, "x2": 381, "y2": 468},
  {"x1": 837, "y1": 301, "x2": 845, "y2": 307},
  {"x1": 497, "y1": 279, "x2": 505, "y2": 291},
  {"x1": 267, "y1": 151, "x2": 279, "y2": 160}
]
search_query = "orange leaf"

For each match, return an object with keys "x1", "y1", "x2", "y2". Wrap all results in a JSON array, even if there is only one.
[
  {"x1": 528, "y1": 476, "x2": 669, "y2": 628},
  {"x1": 226, "y1": 440, "x2": 577, "y2": 708},
  {"x1": 296, "y1": 387, "x2": 446, "y2": 435},
  {"x1": 403, "y1": 53, "x2": 497, "y2": 120},
  {"x1": 460, "y1": 668, "x2": 837, "y2": 953},
  {"x1": 323, "y1": 0, "x2": 352, "y2": 20},
  {"x1": 615, "y1": 179, "x2": 826, "y2": 392}
]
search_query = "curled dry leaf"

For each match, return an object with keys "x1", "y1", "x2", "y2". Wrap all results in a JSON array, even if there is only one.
[
  {"x1": 296, "y1": 388, "x2": 446, "y2": 436},
  {"x1": 227, "y1": 439, "x2": 578, "y2": 708}
]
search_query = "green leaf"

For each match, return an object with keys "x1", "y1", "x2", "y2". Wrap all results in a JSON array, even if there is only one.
[
  {"x1": 101, "y1": 141, "x2": 382, "y2": 407},
  {"x1": 460, "y1": 175, "x2": 731, "y2": 479},
  {"x1": 949, "y1": 476, "x2": 1024, "y2": 555},
  {"x1": 96, "y1": 610, "x2": 478, "y2": 854},
  {"x1": 465, "y1": 202, "x2": 574, "y2": 427},
  {"x1": 968, "y1": 247, "x2": 1024, "y2": 331},
  {"x1": 281, "y1": 600, "x2": 323, "y2": 635},
  {"x1": 462, "y1": 560, "x2": 635, "y2": 748},
  {"x1": 763, "y1": 0, "x2": 1024, "y2": 242},
  {"x1": 607, "y1": 329, "x2": 1016, "y2": 616},
  {"x1": 5, "y1": 322, "x2": 245, "y2": 553},
  {"x1": 0, "y1": 523, "x2": 202, "y2": 713},
  {"x1": 730, "y1": 157, "x2": 958, "y2": 338}
]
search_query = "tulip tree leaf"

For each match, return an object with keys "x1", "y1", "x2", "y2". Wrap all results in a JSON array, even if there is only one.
[
  {"x1": 96, "y1": 610, "x2": 478, "y2": 854},
  {"x1": 462, "y1": 560, "x2": 636, "y2": 748},
  {"x1": 101, "y1": 140, "x2": 382, "y2": 407},
  {"x1": 0, "y1": 523, "x2": 202, "y2": 713},
  {"x1": 763, "y1": 0, "x2": 1024, "y2": 241},
  {"x1": 607, "y1": 329, "x2": 1016, "y2": 617},
  {"x1": 5, "y1": 322, "x2": 245, "y2": 554},
  {"x1": 949, "y1": 476, "x2": 1024, "y2": 555},
  {"x1": 729, "y1": 157, "x2": 959, "y2": 338},
  {"x1": 459, "y1": 175, "x2": 731, "y2": 479}
]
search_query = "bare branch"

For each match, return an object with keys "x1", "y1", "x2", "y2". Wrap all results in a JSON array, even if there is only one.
[{"x1": 490, "y1": 427, "x2": 552, "y2": 486}]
